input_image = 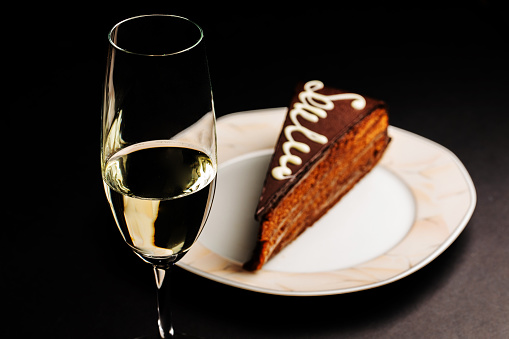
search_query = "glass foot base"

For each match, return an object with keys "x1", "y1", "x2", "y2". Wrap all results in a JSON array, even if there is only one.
[{"x1": 135, "y1": 332, "x2": 202, "y2": 339}]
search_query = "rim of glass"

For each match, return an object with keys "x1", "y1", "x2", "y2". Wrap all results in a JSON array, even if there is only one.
[{"x1": 108, "y1": 14, "x2": 204, "y2": 56}]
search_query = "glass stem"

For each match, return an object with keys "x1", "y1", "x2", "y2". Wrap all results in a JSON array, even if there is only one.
[{"x1": 153, "y1": 265, "x2": 174, "y2": 338}]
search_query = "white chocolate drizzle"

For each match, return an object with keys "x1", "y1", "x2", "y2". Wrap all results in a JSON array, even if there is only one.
[{"x1": 271, "y1": 80, "x2": 366, "y2": 180}]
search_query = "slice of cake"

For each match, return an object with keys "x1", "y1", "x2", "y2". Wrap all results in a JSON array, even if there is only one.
[{"x1": 243, "y1": 80, "x2": 390, "y2": 271}]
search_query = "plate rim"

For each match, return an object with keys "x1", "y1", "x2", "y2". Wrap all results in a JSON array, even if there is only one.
[{"x1": 177, "y1": 108, "x2": 477, "y2": 296}]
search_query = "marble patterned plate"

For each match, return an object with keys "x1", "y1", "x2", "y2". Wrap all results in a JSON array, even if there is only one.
[{"x1": 177, "y1": 108, "x2": 476, "y2": 296}]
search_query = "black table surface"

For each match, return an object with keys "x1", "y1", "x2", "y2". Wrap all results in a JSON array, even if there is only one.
[{"x1": 5, "y1": 4, "x2": 508, "y2": 338}]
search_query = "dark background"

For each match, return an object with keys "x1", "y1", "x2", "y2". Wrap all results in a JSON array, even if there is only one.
[{"x1": 5, "y1": 2, "x2": 508, "y2": 338}]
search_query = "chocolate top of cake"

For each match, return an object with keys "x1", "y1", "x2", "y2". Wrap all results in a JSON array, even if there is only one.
[{"x1": 255, "y1": 80, "x2": 386, "y2": 220}]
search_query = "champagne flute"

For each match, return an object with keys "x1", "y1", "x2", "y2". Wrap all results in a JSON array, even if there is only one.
[{"x1": 100, "y1": 15, "x2": 217, "y2": 338}]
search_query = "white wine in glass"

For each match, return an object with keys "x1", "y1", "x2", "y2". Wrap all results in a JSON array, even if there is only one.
[{"x1": 100, "y1": 15, "x2": 217, "y2": 338}]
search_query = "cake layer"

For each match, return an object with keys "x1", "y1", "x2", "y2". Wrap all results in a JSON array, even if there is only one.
[
  {"x1": 243, "y1": 108, "x2": 389, "y2": 271},
  {"x1": 255, "y1": 81, "x2": 386, "y2": 221}
]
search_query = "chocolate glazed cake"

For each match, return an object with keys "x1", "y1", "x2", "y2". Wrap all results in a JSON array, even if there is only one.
[{"x1": 243, "y1": 80, "x2": 390, "y2": 271}]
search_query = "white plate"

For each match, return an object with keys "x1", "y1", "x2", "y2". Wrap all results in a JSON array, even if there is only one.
[{"x1": 178, "y1": 108, "x2": 476, "y2": 296}]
